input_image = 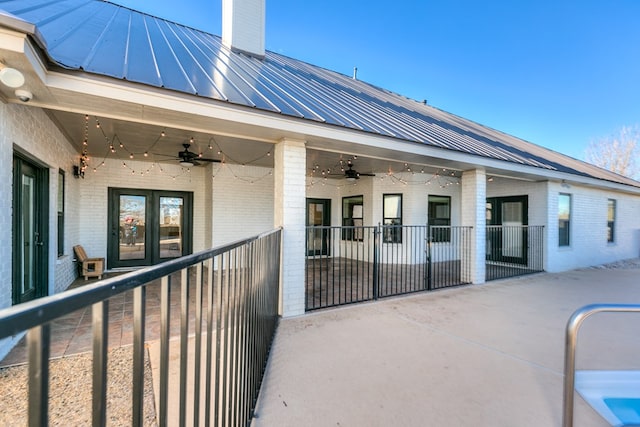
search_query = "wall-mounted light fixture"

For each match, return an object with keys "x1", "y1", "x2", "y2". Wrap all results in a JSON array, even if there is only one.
[
  {"x1": 0, "y1": 62, "x2": 25, "y2": 88},
  {"x1": 73, "y1": 165, "x2": 84, "y2": 179}
]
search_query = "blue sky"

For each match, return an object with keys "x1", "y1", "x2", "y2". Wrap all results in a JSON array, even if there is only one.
[{"x1": 114, "y1": 0, "x2": 640, "y2": 160}]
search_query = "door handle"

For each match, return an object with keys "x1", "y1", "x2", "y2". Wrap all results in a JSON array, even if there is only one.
[{"x1": 35, "y1": 241, "x2": 44, "y2": 247}]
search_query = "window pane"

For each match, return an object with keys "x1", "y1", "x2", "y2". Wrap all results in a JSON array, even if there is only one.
[
  {"x1": 57, "y1": 171, "x2": 64, "y2": 212},
  {"x1": 608, "y1": 199, "x2": 616, "y2": 243},
  {"x1": 384, "y1": 194, "x2": 401, "y2": 218},
  {"x1": 558, "y1": 194, "x2": 571, "y2": 220},
  {"x1": 383, "y1": 194, "x2": 402, "y2": 243},
  {"x1": 558, "y1": 193, "x2": 571, "y2": 246},
  {"x1": 608, "y1": 199, "x2": 615, "y2": 222},
  {"x1": 342, "y1": 195, "x2": 363, "y2": 241},
  {"x1": 428, "y1": 195, "x2": 451, "y2": 242},
  {"x1": 57, "y1": 170, "x2": 64, "y2": 257}
]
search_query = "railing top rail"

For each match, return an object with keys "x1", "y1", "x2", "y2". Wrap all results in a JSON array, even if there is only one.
[
  {"x1": 305, "y1": 225, "x2": 473, "y2": 228},
  {"x1": 0, "y1": 228, "x2": 282, "y2": 340},
  {"x1": 486, "y1": 224, "x2": 545, "y2": 227}
]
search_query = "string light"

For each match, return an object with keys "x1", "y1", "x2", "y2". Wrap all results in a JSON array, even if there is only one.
[
  {"x1": 307, "y1": 158, "x2": 461, "y2": 189},
  {"x1": 78, "y1": 114, "x2": 275, "y2": 184}
]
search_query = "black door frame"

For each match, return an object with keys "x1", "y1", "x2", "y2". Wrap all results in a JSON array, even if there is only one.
[
  {"x1": 306, "y1": 198, "x2": 331, "y2": 256},
  {"x1": 108, "y1": 188, "x2": 193, "y2": 268},
  {"x1": 486, "y1": 195, "x2": 528, "y2": 265},
  {"x1": 12, "y1": 154, "x2": 49, "y2": 304}
]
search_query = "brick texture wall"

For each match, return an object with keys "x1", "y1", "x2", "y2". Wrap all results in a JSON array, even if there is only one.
[
  {"x1": 545, "y1": 181, "x2": 640, "y2": 272},
  {"x1": 211, "y1": 163, "x2": 274, "y2": 245},
  {"x1": 0, "y1": 103, "x2": 80, "y2": 358},
  {"x1": 274, "y1": 140, "x2": 306, "y2": 316}
]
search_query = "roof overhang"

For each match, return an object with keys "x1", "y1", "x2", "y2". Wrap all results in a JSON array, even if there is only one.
[{"x1": 2, "y1": 27, "x2": 640, "y2": 195}]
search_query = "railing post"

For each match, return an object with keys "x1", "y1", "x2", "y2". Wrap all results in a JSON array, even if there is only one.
[
  {"x1": 28, "y1": 324, "x2": 50, "y2": 427},
  {"x1": 179, "y1": 267, "x2": 189, "y2": 427},
  {"x1": 92, "y1": 300, "x2": 108, "y2": 426},
  {"x1": 159, "y1": 275, "x2": 171, "y2": 427},
  {"x1": 373, "y1": 225, "x2": 380, "y2": 300},
  {"x1": 132, "y1": 286, "x2": 146, "y2": 427},
  {"x1": 426, "y1": 226, "x2": 433, "y2": 291}
]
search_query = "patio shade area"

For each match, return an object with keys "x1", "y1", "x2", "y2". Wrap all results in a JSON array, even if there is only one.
[{"x1": 254, "y1": 264, "x2": 640, "y2": 427}]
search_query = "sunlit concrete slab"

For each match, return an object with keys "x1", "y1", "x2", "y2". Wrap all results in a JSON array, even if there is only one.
[{"x1": 253, "y1": 267, "x2": 640, "y2": 426}]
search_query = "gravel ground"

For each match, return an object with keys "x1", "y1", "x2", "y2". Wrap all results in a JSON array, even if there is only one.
[{"x1": 0, "y1": 346, "x2": 157, "y2": 426}]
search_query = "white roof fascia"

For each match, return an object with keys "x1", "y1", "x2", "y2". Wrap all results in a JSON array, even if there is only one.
[{"x1": 0, "y1": 11, "x2": 46, "y2": 50}]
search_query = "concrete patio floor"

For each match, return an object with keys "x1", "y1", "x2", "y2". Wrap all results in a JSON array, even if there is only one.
[{"x1": 253, "y1": 265, "x2": 640, "y2": 426}]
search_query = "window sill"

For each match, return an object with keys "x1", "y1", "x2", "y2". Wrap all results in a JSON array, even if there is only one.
[{"x1": 56, "y1": 254, "x2": 71, "y2": 264}]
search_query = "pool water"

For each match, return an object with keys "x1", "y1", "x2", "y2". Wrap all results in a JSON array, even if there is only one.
[{"x1": 603, "y1": 398, "x2": 640, "y2": 426}]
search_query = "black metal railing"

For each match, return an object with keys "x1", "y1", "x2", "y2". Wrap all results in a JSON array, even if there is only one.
[
  {"x1": 305, "y1": 225, "x2": 473, "y2": 311},
  {"x1": 0, "y1": 228, "x2": 282, "y2": 427},
  {"x1": 486, "y1": 225, "x2": 544, "y2": 281},
  {"x1": 427, "y1": 226, "x2": 474, "y2": 290},
  {"x1": 305, "y1": 225, "x2": 378, "y2": 309},
  {"x1": 378, "y1": 225, "x2": 428, "y2": 297}
]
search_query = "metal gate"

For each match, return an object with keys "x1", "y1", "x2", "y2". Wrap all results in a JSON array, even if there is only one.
[{"x1": 305, "y1": 225, "x2": 473, "y2": 311}]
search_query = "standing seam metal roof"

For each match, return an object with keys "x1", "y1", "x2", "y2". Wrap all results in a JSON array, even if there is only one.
[{"x1": 1, "y1": 0, "x2": 638, "y2": 187}]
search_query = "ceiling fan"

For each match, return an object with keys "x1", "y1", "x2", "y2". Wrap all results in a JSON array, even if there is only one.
[
  {"x1": 342, "y1": 161, "x2": 375, "y2": 181},
  {"x1": 176, "y1": 143, "x2": 221, "y2": 167}
]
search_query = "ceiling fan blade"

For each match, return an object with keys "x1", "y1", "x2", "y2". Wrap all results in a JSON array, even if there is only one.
[{"x1": 151, "y1": 153, "x2": 180, "y2": 158}]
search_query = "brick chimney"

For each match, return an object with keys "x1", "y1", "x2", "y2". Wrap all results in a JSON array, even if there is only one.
[{"x1": 222, "y1": 0, "x2": 265, "y2": 58}]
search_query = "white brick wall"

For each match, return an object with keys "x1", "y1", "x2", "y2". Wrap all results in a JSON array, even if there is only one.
[
  {"x1": 211, "y1": 163, "x2": 274, "y2": 245},
  {"x1": 461, "y1": 169, "x2": 486, "y2": 283},
  {"x1": 545, "y1": 181, "x2": 640, "y2": 272},
  {"x1": 0, "y1": 103, "x2": 80, "y2": 357},
  {"x1": 222, "y1": 0, "x2": 265, "y2": 56},
  {"x1": 274, "y1": 139, "x2": 306, "y2": 317}
]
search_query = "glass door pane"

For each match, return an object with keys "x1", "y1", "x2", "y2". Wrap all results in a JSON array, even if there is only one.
[
  {"x1": 502, "y1": 201, "x2": 523, "y2": 258},
  {"x1": 109, "y1": 188, "x2": 192, "y2": 268},
  {"x1": 13, "y1": 156, "x2": 47, "y2": 304},
  {"x1": 159, "y1": 197, "x2": 183, "y2": 259},
  {"x1": 306, "y1": 199, "x2": 331, "y2": 256},
  {"x1": 307, "y1": 202, "x2": 324, "y2": 254},
  {"x1": 21, "y1": 174, "x2": 35, "y2": 295},
  {"x1": 119, "y1": 195, "x2": 146, "y2": 261}
]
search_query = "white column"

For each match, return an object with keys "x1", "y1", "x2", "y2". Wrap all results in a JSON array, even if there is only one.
[
  {"x1": 461, "y1": 169, "x2": 486, "y2": 284},
  {"x1": 274, "y1": 138, "x2": 306, "y2": 317}
]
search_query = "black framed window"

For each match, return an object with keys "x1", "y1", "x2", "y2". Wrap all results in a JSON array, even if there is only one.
[
  {"x1": 57, "y1": 169, "x2": 65, "y2": 257},
  {"x1": 428, "y1": 195, "x2": 451, "y2": 242},
  {"x1": 558, "y1": 193, "x2": 571, "y2": 247},
  {"x1": 383, "y1": 194, "x2": 402, "y2": 243},
  {"x1": 342, "y1": 195, "x2": 363, "y2": 241},
  {"x1": 607, "y1": 199, "x2": 616, "y2": 243}
]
